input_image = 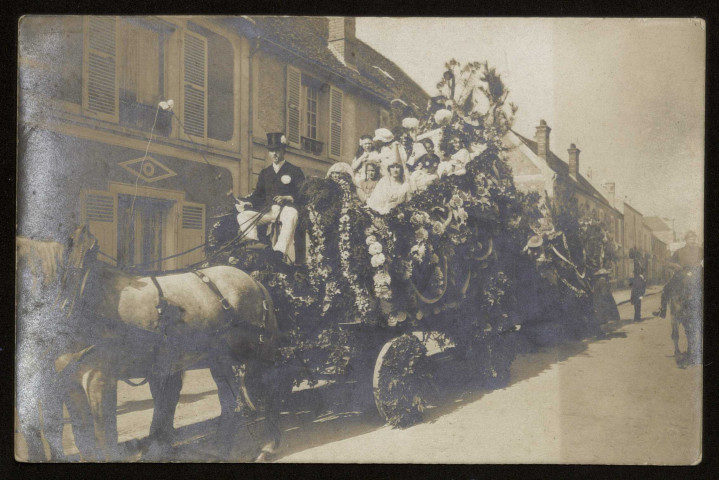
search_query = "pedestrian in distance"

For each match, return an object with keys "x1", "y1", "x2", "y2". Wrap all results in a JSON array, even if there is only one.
[{"x1": 630, "y1": 268, "x2": 646, "y2": 322}]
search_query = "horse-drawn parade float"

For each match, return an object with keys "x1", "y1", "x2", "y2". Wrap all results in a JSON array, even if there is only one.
[{"x1": 17, "y1": 61, "x2": 624, "y2": 462}]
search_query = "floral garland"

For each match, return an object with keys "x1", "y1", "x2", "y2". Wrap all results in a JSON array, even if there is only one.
[{"x1": 336, "y1": 180, "x2": 377, "y2": 321}]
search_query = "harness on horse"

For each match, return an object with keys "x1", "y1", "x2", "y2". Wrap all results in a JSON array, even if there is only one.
[
  {"x1": 191, "y1": 270, "x2": 233, "y2": 311},
  {"x1": 148, "y1": 270, "x2": 274, "y2": 361}
]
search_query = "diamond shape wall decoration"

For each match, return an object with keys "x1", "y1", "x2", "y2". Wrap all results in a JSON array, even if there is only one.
[{"x1": 119, "y1": 156, "x2": 177, "y2": 183}]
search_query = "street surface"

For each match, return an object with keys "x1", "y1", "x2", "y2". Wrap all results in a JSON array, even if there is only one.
[{"x1": 15, "y1": 290, "x2": 702, "y2": 464}]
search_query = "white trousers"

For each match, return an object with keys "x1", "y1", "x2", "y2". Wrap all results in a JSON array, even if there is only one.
[{"x1": 237, "y1": 205, "x2": 298, "y2": 257}]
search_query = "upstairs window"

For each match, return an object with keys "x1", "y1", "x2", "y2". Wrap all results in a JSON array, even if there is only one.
[
  {"x1": 287, "y1": 68, "x2": 327, "y2": 156},
  {"x1": 78, "y1": 17, "x2": 234, "y2": 143},
  {"x1": 379, "y1": 107, "x2": 391, "y2": 129},
  {"x1": 185, "y1": 21, "x2": 236, "y2": 144},
  {"x1": 117, "y1": 18, "x2": 171, "y2": 135},
  {"x1": 304, "y1": 85, "x2": 319, "y2": 140}
]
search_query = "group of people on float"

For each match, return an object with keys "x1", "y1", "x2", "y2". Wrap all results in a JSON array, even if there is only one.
[
  {"x1": 235, "y1": 128, "x2": 475, "y2": 262},
  {"x1": 329, "y1": 127, "x2": 474, "y2": 215},
  {"x1": 236, "y1": 129, "x2": 475, "y2": 326}
]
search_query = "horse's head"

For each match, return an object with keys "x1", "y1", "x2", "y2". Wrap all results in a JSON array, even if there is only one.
[{"x1": 65, "y1": 224, "x2": 99, "y2": 270}]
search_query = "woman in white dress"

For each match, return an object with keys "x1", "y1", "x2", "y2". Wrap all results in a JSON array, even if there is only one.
[{"x1": 367, "y1": 150, "x2": 412, "y2": 215}]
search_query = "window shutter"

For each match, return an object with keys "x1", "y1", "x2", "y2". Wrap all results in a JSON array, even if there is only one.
[
  {"x1": 83, "y1": 16, "x2": 119, "y2": 122},
  {"x1": 83, "y1": 190, "x2": 117, "y2": 266},
  {"x1": 379, "y1": 108, "x2": 390, "y2": 128},
  {"x1": 179, "y1": 201, "x2": 205, "y2": 268},
  {"x1": 182, "y1": 31, "x2": 207, "y2": 142},
  {"x1": 286, "y1": 66, "x2": 302, "y2": 147},
  {"x1": 329, "y1": 86, "x2": 343, "y2": 160}
]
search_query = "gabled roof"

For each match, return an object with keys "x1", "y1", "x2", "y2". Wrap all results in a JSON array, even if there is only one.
[
  {"x1": 644, "y1": 216, "x2": 671, "y2": 232},
  {"x1": 510, "y1": 129, "x2": 621, "y2": 215},
  {"x1": 224, "y1": 16, "x2": 429, "y2": 113}
]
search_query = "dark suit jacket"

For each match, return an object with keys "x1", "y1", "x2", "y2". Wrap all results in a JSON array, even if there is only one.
[
  {"x1": 630, "y1": 275, "x2": 646, "y2": 304},
  {"x1": 245, "y1": 161, "x2": 305, "y2": 209}
]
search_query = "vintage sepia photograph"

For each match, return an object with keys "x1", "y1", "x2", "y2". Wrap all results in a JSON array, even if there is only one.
[{"x1": 15, "y1": 16, "x2": 704, "y2": 463}]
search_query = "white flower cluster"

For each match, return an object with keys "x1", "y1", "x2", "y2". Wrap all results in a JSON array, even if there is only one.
[
  {"x1": 365, "y1": 225, "x2": 392, "y2": 301},
  {"x1": 402, "y1": 117, "x2": 420, "y2": 130},
  {"x1": 434, "y1": 109, "x2": 453, "y2": 126},
  {"x1": 337, "y1": 187, "x2": 374, "y2": 319}
]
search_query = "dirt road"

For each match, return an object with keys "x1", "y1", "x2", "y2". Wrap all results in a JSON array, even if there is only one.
[
  {"x1": 277, "y1": 294, "x2": 702, "y2": 464},
  {"x1": 15, "y1": 292, "x2": 701, "y2": 464}
]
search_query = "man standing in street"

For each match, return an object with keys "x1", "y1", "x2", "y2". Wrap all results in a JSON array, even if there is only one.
[
  {"x1": 236, "y1": 132, "x2": 305, "y2": 262},
  {"x1": 630, "y1": 266, "x2": 646, "y2": 322},
  {"x1": 658, "y1": 230, "x2": 703, "y2": 318}
]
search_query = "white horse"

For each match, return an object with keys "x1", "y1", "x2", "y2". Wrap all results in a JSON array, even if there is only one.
[{"x1": 17, "y1": 226, "x2": 291, "y2": 461}]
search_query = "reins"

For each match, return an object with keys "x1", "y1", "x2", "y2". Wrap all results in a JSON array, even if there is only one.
[{"x1": 96, "y1": 204, "x2": 273, "y2": 275}]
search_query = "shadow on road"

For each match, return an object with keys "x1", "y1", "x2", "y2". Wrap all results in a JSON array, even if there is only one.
[{"x1": 110, "y1": 303, "x2": 660, "y2": 462}]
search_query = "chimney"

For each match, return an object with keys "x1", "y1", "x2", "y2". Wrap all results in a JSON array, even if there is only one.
[
  {"x1": 328, "y1": 17, "x2": 357, "y2": 69},
  {"x1": 535, "y1": 120, "x2": 551, "y2": 160},
  {"x1": 568, "y1": 143, "x2": 580, "y2": 178},
  {"x1": 602, "y1": 182, "x2": 616, "y2": 206}
]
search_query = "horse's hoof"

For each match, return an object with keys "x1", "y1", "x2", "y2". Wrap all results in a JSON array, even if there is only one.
[
  {"x1": 142, "y1": 438, "x2": 173, "y2": 461},
  {"x1": 254, "y1": 451, "x2": 276, "y2": 463}
]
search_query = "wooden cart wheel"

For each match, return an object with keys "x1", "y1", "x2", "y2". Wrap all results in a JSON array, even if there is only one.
[{"x1": 372, "y1": 334, "x2": 432, "y2": 427}]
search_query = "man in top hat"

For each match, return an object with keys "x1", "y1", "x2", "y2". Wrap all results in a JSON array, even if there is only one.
[
  {"x1": 658, "y1": 230, "x2": 703, "y2": 318},
  {"x1": 236, "y1": 132, "x2": 305, "y2": 260}
]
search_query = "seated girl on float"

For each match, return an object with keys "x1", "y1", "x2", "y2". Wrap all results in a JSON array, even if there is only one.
[
  {"x1": 437, "y1": 135, "x2": 471, "y2": 178},
  {"x1": 409, "y1": 145, "x2": 440, "y2": 193},
  {"x1": 406, "y1": 138, "x2": 436, "y2": 172},
  {"x1": 366, "y1": 149, "x2": 412, "y2": 215},
  {"x1": 351, "y1": 134, "x2": 379, "y2": 184}
]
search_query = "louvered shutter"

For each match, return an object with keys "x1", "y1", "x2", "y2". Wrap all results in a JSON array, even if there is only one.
[
  {"x1": 379, "y1": 108, "x2": 390, "y2": 128},
  {"x1": 182, "y1": 31, "x2": 207, "y2": 142},
  {"x1": 83, "y1": 190, "x2": 117, "y2": 266},
  {"x1": 83, "y1": 17, "x2": 119, "y2": 122},
  {"x1": 329, "y1": 86, "x2": 343, "y2": 160},
  {"x1": 179, "y1": 201, "x2": 205, "y2": 268},
  {"x1": 286, "y1": 66, "x2": 301, "y2": 147}
]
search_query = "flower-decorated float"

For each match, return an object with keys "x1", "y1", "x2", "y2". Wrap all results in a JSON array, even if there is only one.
[{"x1": 207, "y1": 60, "x2": 617, "y2": 427}]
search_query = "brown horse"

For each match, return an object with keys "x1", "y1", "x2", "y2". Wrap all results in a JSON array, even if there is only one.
[{"x1": 17, "y1": 226, "x2": 289, "y2": 461}]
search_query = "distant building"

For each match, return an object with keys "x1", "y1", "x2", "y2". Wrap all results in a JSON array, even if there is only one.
[
  {"x1": 643, "y1": 216, "x2": 672, "y2": 283},
  {"x1": 504, "y1": 121, "x2": 625, "y2": 287}
]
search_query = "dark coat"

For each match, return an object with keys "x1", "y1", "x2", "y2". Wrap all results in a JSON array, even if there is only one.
[
  {"x1": 630, "y1": 275, "x2": 646, "y2": 304},
  {"x1": 245, "y1": 161, "x2": 305, "y2": 209}
]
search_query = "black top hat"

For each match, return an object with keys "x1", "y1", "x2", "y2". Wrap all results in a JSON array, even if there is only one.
[{"x1": 267, "y1": 132, "x2": 288, "y2": 150}]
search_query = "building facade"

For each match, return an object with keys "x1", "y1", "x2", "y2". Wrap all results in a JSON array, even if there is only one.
[
  {"x1": 18, "y1": 16, "x2": 428, "y2": 268},
  {"x1": 504, "y1": 121, "x2": 626, "y2": 287}
]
